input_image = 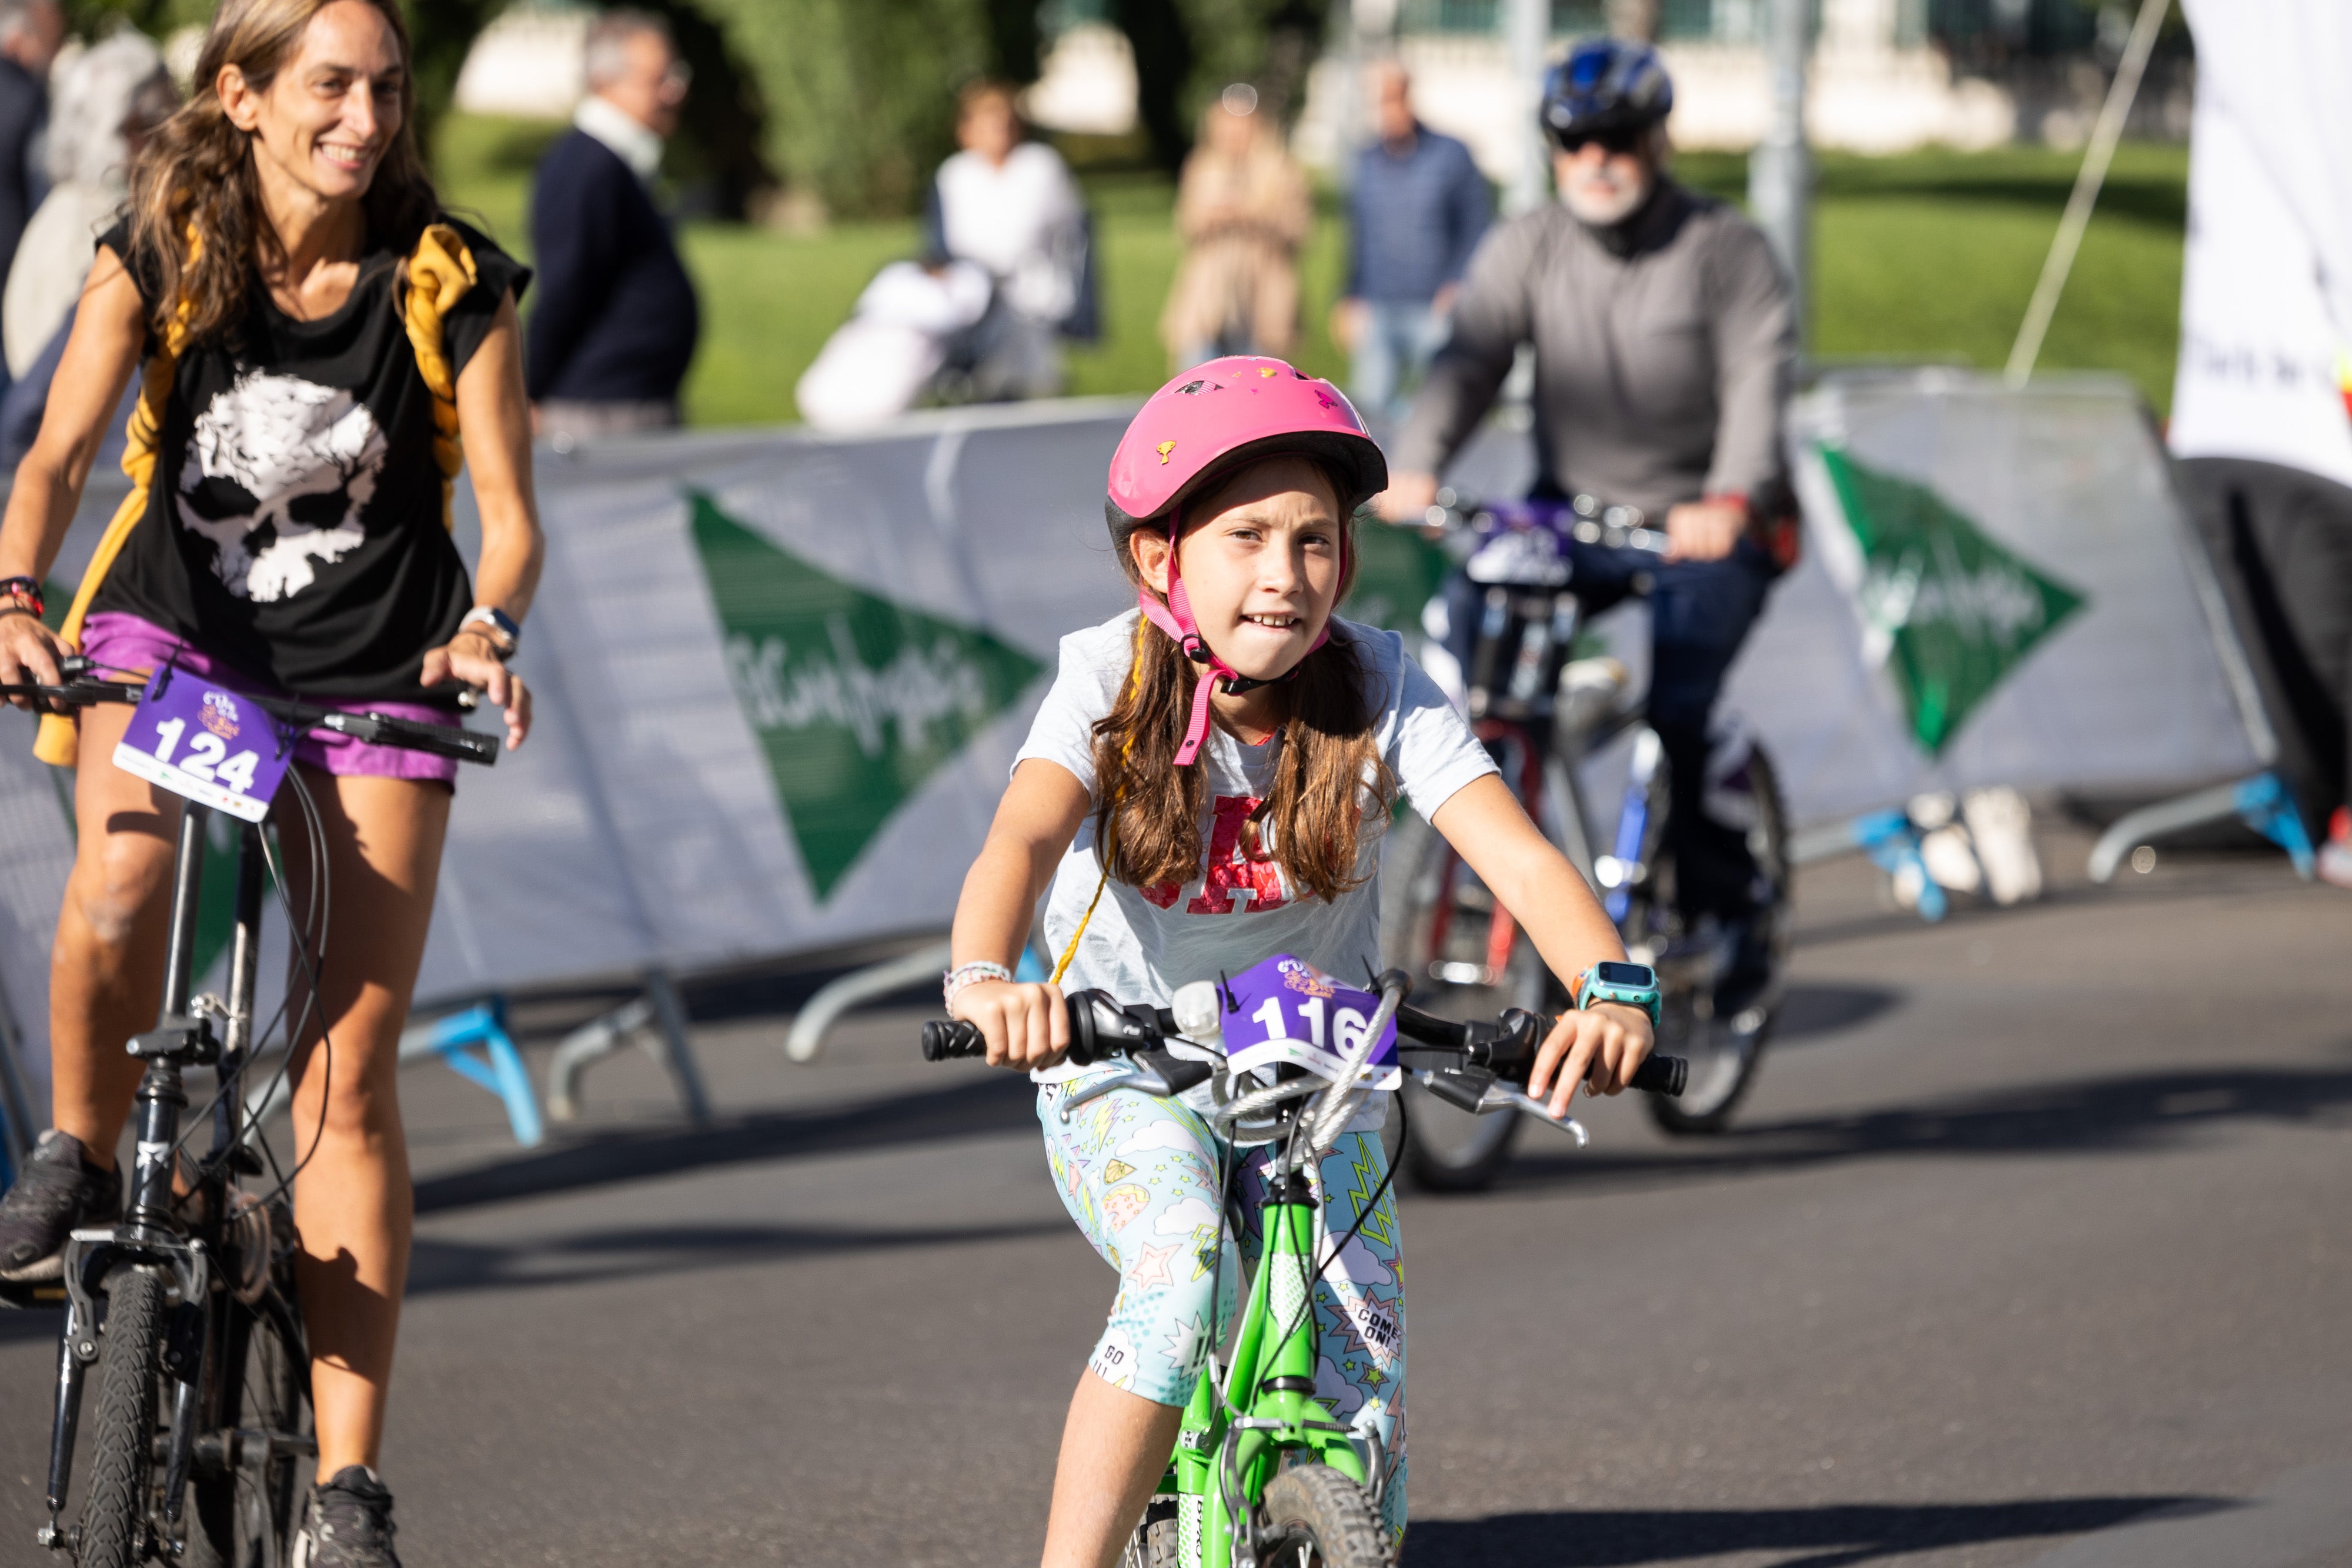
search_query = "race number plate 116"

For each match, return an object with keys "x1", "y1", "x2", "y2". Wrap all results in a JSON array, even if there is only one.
[{"x1": 112, "y1": 671, "x2": 292, "y2": 823}]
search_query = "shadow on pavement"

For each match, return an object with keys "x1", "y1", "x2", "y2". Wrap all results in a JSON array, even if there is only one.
[
  {"x1": 407, "y1": 1217, "x2": 1065, "y2": 1296},
  {"x1": 1508, "y1": 1063, "x2": 2352, "y2": 1193},
  {"x1": 412, "y1": 1071, "x2": 1038, "y2": 1216},
  {"x1": 1401, "y1": 1495, "x2": 2226, "y2": 1567},
  {"x1": 1773, "y1": 984, "x2": 1903, "y2": 1045}
]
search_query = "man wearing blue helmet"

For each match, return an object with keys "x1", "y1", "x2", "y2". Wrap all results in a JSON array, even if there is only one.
[{"x1": 1383, "y1": 36, "x2": 1795, "y2": 1004}]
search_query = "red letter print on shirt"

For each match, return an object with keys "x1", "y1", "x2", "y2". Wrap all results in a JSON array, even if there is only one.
[{"x1": 1138, "y1": 794, "x2": 1291, "y2": 914}]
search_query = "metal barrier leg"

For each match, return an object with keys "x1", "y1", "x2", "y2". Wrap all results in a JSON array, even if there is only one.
[
  {"x1": 544, "y1": 998, "x2": 650, "y2": 1123},
  {"x1": 2086, "y1": 771, "x2": 2313, "y2": 883},
  {"x1": 543, "y1": 971, "x2": 711, "y2": 1126},
  {"x1": 642, "y1": 969, "x2": 711, "y2": 1126},
  {"x1": 783, "y1": 940, "x2": 954, "y2": 1064}
]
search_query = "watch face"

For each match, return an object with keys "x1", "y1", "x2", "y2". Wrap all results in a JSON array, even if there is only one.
[{"x1": 1595, "y1": 960, "x2": 1656, "y2": 989}]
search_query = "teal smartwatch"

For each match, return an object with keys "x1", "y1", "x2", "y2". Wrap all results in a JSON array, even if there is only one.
[{"x1": 1576, "y1": 960, "x2": 1661, "y2": 1025}]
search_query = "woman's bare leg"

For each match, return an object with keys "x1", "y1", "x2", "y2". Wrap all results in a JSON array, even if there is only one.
[
  {"x1": 275, "y1": 768, "x2": 450, "y2": 1482},
  {"x1": 49, "y1": 698, "x2": 182, "y2": 1162},
  {"x1": 1040, "y1": 1371, "x2": 1185, "y2": 1568}
]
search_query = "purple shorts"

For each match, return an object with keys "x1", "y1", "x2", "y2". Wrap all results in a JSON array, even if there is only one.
[{"x1": 79, "y1": 611, "x2": 460, "y2": 785}]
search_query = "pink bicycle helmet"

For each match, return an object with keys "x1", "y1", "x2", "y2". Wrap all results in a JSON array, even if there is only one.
[{"x1": 1105, "y1": 356, "x2": 1388, "y2": 764}]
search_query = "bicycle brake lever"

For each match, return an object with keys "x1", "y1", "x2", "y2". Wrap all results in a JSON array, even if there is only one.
[
  {"x1": 1482, "y1": 1081, "x2": 1590, "y2": 1146},
  {"x1": 1410, "y1": 1069, "x2": 1591, "y2": 1147},
  {"x1": 1055, "y1": 1051, "x2": 1212, "y2": 1122}
]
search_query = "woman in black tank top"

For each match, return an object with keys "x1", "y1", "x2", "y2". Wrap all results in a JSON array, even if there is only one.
[{"x1": 0, "y1": 2, "x2": 541, "y2": 1556}]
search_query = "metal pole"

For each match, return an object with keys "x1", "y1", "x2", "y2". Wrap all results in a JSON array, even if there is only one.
[
  {"x1": 1748, "y1": 0, "x2": 1812, "y2": 350},
  {"x1": 1503, "y1": 0, "x2": 1550, "y2": 216},
  {"x1": 2003, "y1": 0, "x2": 2168, "y2": 387}
]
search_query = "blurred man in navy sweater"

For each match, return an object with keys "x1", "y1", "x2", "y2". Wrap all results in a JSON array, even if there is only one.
[
  {"x1": 1330, "y1": 60, "x2": 1489, "y2": 419},
  {"x1": 527, "y1": 8, "x2": 700, "y2": 442}
]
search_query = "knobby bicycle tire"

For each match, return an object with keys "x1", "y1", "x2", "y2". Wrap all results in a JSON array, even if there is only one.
[
  {"x1": 82, "y1": 1264, "x2": 168, "y2": 1568},
  {"x1": 1257, "y1": 1465, "x2": 1392, "y2": 1568},
  {"x1": 1120, "y1": 1501, "x2": 1178, "y2": 1568},
  {"x1": 185, "y1": 1275, "x2": 306, "y2": 1568},
  {"x1": 1642, "y1": 743, "x2": 1793, "y2": 1135}
]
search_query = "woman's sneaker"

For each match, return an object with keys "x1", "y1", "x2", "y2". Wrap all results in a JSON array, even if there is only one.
[
  {"x1": 293, "y1": 1467, "x2": 401, "y2": 1568},
  {"x1": 0, "y1": 1131, "x2": 121, "y2": 1282}
]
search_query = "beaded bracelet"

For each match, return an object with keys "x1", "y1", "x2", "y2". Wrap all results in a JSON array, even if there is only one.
[
  {"x1": 942, "y1": 960, "x2": 1014, "y2": 1009},
  {"x1": 0, "y1": 576, "x2": 42, "y2": 617}
]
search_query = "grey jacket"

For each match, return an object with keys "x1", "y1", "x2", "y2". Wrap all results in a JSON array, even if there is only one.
[{"x1": 1392, "y1": 182, "x2": 1794, "y2": 519}]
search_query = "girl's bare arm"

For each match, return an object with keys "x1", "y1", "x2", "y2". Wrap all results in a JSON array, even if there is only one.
[
  {"x1": 1431, "y1": 773, "x2": 1656, "y2": 1112},
  {"x1": 948, "y1": 757, "x2": 1093, "y2": 1069}
]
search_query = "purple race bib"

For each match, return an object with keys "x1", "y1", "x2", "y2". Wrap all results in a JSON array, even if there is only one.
[
  {"x1": 112, "y1": 668, "x2": 293, "y2": 824},
  {"x1": 1220, "y1": 954, "x2": 1401, "y2": 1091}
]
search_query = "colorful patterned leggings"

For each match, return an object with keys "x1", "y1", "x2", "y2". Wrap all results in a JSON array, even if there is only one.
[{"x1": 1037, "y1": 1070, "x2": 1409, "y2": 1543}]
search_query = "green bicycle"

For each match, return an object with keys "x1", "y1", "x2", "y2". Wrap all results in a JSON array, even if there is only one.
[{"x1": 924, "y1": 961, "x2": 1685, "y2": 1567}]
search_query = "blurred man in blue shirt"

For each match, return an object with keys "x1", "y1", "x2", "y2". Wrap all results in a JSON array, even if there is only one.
[{"x1": 1332, "y1": 61, "x2": 1491, "y2": 418}]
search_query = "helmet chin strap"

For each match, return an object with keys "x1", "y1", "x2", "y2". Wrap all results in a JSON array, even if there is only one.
[{"x1": 1135, "y1": 524, "x2": 1334, "y2": 767}]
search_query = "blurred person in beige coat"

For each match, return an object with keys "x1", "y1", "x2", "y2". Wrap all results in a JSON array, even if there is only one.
[{"x1": 1160, "y1": 83, "x2": 1309, "y2": 370}]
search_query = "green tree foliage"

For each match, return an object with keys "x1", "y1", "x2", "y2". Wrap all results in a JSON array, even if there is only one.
[
  {"x1": 1114, "y1": 0, "x2": 1329, "y2": 172},
  {"x1": 693, "y1": 0, "x2": 989, "y2": 219}
]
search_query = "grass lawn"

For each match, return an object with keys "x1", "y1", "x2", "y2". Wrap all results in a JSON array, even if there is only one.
[{"x1": 435, "y1": 115, "x2": 2189, "y2": 429}]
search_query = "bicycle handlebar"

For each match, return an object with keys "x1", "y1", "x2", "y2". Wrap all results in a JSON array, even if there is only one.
[
  {"x1": 0, "y1": 658, "x2": 499, "y2": 765},
  {"x1": 1419, "y1": 493, "x2": 1675, "y2": 557},
  {"x1": 921, "y1": 987, "x2": 1685, "y2": 1097}
]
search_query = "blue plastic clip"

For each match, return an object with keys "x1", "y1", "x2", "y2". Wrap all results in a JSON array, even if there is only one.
[
  {"x1": 2234, "y1": 772, "x2": 2316, "y2": 880},
  {"x1": 1854, "y1": 807, "x2": 1946, "y2": 922},
  {"x1": 419, "y1": 1000, "x2": 543, "y2": 1147}
]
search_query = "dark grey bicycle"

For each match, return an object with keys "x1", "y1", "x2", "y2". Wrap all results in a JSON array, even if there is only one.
[{"x1": 0, "y1": 657, "x2": 495, "y2": 1568}]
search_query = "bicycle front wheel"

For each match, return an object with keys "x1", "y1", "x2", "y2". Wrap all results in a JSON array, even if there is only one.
[
  {"x1": 1641, "y1": 742, "x2": 1793, "y2": 1134},
  {"x1": 1257, "y1": 1465, "x2": 1392, "y2": 1568},
  {"x1": 81, "y1": 1263, "x2": 168, "y2": 1568},
  {"x1": 1382, "y1": 810, "x2": 1548, "y2": 1191}
]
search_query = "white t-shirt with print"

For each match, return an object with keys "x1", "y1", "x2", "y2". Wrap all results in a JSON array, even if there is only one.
[{"x1": 1014, "y1": 610, "x2": 1500, "y2": 1086}]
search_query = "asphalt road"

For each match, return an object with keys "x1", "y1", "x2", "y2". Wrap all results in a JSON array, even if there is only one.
[{"x1": 5, "y1": 821, "x2": 2350, "y2": 1567}]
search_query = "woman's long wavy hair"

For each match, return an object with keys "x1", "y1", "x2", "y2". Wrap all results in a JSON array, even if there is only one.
[
  {"x1": 1091, "y1": 460, "x2": 1397, "y2": 903},
  {"x1": 128, "y1": 0, "x2": 439, "y2": 347}
]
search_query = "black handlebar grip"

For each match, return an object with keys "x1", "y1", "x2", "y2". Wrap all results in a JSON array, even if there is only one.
[
  {"x1": 920, "y1": 1019, "x2": 988, "y2": 1061},
  {"x1": 1632, "y1": 1053, "x2": 1686, "y2": 1098}
]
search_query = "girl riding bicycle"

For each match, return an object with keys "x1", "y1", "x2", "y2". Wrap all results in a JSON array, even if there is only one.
[
  {"x1": 947, "y1": 357, "x2": 1654, "y2": 1566},
  {"x1": 0, "y1": 1, "x2": 537, "y2": 1562}
]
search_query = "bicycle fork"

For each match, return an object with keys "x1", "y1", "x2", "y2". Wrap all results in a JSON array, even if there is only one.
[
  {"x1": 1178, "y1": 1175, "x2": 1372, "y2": 1568},
  {"x1": 39, "y1": 806, "x2": 229, "y2": 1551}
]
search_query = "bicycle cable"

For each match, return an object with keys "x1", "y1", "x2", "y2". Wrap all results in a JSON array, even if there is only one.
[{"x1": 245, "y1": 767, "x2": 338, "y2": 1209}]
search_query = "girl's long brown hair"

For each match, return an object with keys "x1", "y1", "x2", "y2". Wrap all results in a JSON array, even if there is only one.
[
  {"x1": 1092, "y1": 465, "x2": 1397, "y2": 902},
  {"x1": 128, "y1": 0, "x2": 440, "y2": 348}
]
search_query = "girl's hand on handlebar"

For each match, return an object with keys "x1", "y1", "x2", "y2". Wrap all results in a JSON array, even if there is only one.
[
  {"x1": 1527, "y1": 1002, "x2": 1655, "y2": 1116},
  {"x1": 950, "y1": 978, "x2": 1070, "y2": 1071},
  {"x1": 420, "y1": 630, "x2": 531, "y2": 750},
  {"x1": 0, "y1": 610, "x2": 66, "y2": 710}
]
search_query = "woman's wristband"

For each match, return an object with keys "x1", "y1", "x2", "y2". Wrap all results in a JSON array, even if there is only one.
[
  {"x1": 458, "y1": 604, "x2": 519, "y2": 659},
  {"x1": 943, "y1": 961, "x2": 1014, "y2": 1009},
  {"x1": 0, "y1": 575, "x2": 43, "y2": 617}
]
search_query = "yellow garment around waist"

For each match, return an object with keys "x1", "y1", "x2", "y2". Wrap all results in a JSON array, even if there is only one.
[{"x1": 34, "y1": 223, "x2": 478, "y2": 767}]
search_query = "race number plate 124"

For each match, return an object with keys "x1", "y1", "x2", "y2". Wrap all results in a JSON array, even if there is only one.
[{"x1": 112, "y1": 671, "x2": 291, "y2": 823}]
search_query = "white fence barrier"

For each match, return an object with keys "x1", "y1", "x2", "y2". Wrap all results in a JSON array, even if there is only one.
[{"x1": 0, "y1": 374, "x2": 2269, "y2": 1098}]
